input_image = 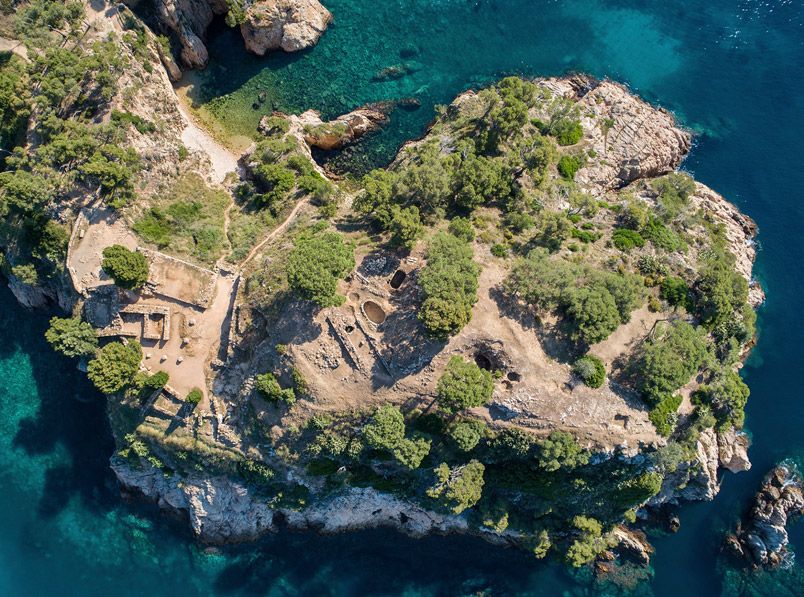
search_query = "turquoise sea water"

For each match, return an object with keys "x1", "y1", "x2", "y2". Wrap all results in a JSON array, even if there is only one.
[{"x1": 4, "y1": 0, "x2": 804, "y2": 594}]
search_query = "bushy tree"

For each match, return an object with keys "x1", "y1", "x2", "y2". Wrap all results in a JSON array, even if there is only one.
[
  {"x1": 573, "y1": 355, "x2": 606, "y2": 388},
  {"x1": 661, "y1": 276, "x2": 692, "y2": 310},
  {"x1": 143, "y1": 370, "x2": 169, "y2": 392},
  {"x1": 45, "y1": 316, "x2": 98, "y2": 358},
  {"x1": 186, "y1": 389, "x2": 203, "y2": 404},
  {"x1": 534, "y1": 431, "x2": 589, "y2": 471},
  {"x1": 101, "y1": 245, "x2": 149, "y2": 289},
  {"x1": 355, "y1": 169, "x2": 400, "y2": 227},
  {"x1": 488, "y1": 428, "x2": 537, "y2": 461},
  {"x1": 448, "y1": 216, "x2": 475, "y2": 243},
  {"x1": 637, "y1": 321, "x2": 708, "y2": 406},
  {"x1": 363, "y1": 403, "x2": 405, "y2": 451},
  {"x1": 393, "y1": 436, "x2": 431, "y2": 469},
  {"x1": 537, "y1": 211, "x2": 573, "y2": 251},
  {"x1": 437, "y1": 356, "x2": 494, "y2": 414},
  {"x1": 565, "y1": 516, "x2": 615, "y2": 567},
  {"x1": 565, "y1": 286, "x2": 621, "y2": 344},
  {"x1": 426, "y1": 460, "x2": 485, "y2": 514},
  {"x1": 254, "y1": 164, "x2": 296, "y2": 207},
  {"x1": 447, "y1": 420, "x2": 486, "y2": 452},
  {"x1": 402, "y1": 147, "x2": 453, "y2": 212},
  {"x1": 454, "y1": 151, "x2": 512, "y2": 210},
  {"x1": 388, "y1": 205, "x2": 424, "y2": 250},
  {"x1": 255, "y1": 372, "x2": 296, "y2": 405},
  {"x1": 504, "y1": 248, "x2": 578, "y2": 311},
  {"x1": 286, "y1": 231, "x2": 355, "y2": 307},
  {"x1": 697, "y1": 260, "x2": 749, "y2": 329},
  {"x1": 693, "y1": 369, "x2": 750, "y2": 431},
  {"x1": 87, "y1": 340, "x2": 141, "y2": 394},
  {"x1": 417, "y1": 233, "x2": 480, "y2": 338}
]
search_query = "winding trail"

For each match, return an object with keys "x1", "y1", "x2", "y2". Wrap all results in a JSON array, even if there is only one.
[{"x1": 240, "y1": 197, "x2": 310, "y2": 268}]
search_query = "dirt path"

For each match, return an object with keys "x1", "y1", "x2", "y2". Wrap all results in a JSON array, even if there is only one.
[{"x1": 240, "y1": 197, "x2": 310, "y2": 268}]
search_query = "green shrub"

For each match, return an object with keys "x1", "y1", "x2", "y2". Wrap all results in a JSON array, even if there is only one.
[
  {"x1": 555, "y1": 120, "x2": 583, "y2": 145},
  {"x1": 186, "y1": 389, "x2": 203, "y2": 404},
  {"x1": 426, "y1": 460, "x2": 485, "y2": 514},
  {"x1": 253, "y1": 164, "x2": 296, "y2": 206},
  {"x1": 660, "y1": 276, "x2": 692, "y2": 310},
  {"x1": 418, "y1": 233, "x2": 480, "y2": 339},
  {"x1": 87, "y1": 341, "x2": 142, "y2": 394},
  {"x1": 437, "y1": 356, "x2": 494, "y2": 414},
  {"x1": 237, "y1": 458, "x2": 275, "y2": 486},
  {"x1": 611, "y1": 228, "x2": 645, "y2": 252},
  {"x1": 101, "y1": 245, "x2": 149, "y2": 289},
  {"x1": 286, "y1": 231, "x2": 355, "y2": 307},
  {"x1": 363, "y1": 403, "x2": 405, "y2": 451},
  {"x1": 254, "y1": 373, "x2": 296, "y2": 405},
  {"x1": 491, "y1": 243, "x2": 507, "y2": 258},
  {"x1": 573, "y1": 355, "x2": 606, "y2": 388},
  {"x1": 448, "y1": 217, "x2": 475, "y2": 243},
  {"x1": 45, "y1": 316, "x2": 98, "y2": 358},
  {"x1": 557, "y1": 155, "x2": 580, "y2": 179},
  {"x1": 648, "y1": 394, "x2": 683, "y2": 436},
  {"x1": 571, "y1": 228, "x2": 599, "y2": 243},
  {"x1": 291, "y1": 366, "x2": 308, "y2": 395}
]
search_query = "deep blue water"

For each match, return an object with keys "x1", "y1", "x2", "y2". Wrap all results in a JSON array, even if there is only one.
[{"x1": 3, "y1": 0, "x2": 804, "y2": 594}]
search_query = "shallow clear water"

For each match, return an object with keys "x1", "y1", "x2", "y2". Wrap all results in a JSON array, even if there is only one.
[{"x1": 4, "y1": 0, "x2": 804, "y2": 594}]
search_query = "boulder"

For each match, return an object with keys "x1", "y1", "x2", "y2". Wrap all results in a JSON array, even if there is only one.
[
  {"x1": 731, "y1": 463, "x2": 804, "y2": 568},
  {"x1": 125, "y1": 0, "x2": 331, "y2": 70},
  {"x1": 241, "y1": 0, "x2": 333, "y2": 55}
]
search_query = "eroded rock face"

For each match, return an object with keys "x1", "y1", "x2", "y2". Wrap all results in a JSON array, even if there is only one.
[
  {"x1": 113, "y1": 458, "x2": 278, "y2": 544},
  {"x1": 650, "y1": 427, "x2": 752, "y2": 506},
  {"x1": 240, "y1": 0, "x2": 332, "y2": 55},
  {"x1": 126, "y1": 0, "x2": 331, "y2": 70},
  {"x1": 726, "y1": 463, "x2": 804, "y2": 568},
  {"x1": 7, "y1": 275, "x2": 72, "y2": 311},
  {"x1": 112, "y1": 458, "x2": 518, "y2": 546}
]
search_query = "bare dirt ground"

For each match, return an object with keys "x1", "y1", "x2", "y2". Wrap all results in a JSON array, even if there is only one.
[
  {"x1": 249, "y1": 242, "x2": 661, "y2": 451},
  {"x1": 69, "y1": 207, "x2": 138, "y2": 291}
]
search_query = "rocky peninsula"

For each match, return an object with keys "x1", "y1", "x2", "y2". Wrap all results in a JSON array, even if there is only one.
[{"x1": 0, "y1": 0, "x2": 765, "y2": 578}]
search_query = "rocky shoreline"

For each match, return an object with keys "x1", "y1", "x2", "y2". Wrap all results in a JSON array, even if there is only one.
[
  {"x1": 725, "y1": 463, "x2": 804, "y2": 569},
  {"x1": 122, "y1": 0, "x2": 332, "y2": 73}
]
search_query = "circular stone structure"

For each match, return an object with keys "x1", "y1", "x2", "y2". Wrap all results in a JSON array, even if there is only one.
[{"x1": 362, "y1": 300, "x2": 387, "y2": 325}]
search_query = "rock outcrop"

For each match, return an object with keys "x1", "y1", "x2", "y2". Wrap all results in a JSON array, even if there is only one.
[
  {"x1": 124, "y1": 0, "x2": 331, "y2": 70},
  {"x1": 240, "y1": 0, "x2": 332, "y2": 55},
  {"x1": 263, "y1": 104, "x2": 391, "y2": 151},
  {"x1": 541, "y1": 76, "x2": 691, "y2": 190},
  {"x1": 112, "y1": 458, "x2": 518, "y2": 546},
  {"x1": 725, "y1": 463, "x2": 804, "y2": 568},
  {"x1": 7, "y1": 274, "x2": 73, "y2": 311},
  {"x1": 650, "y1": 427, "x2": 752, "y2": 506}
]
